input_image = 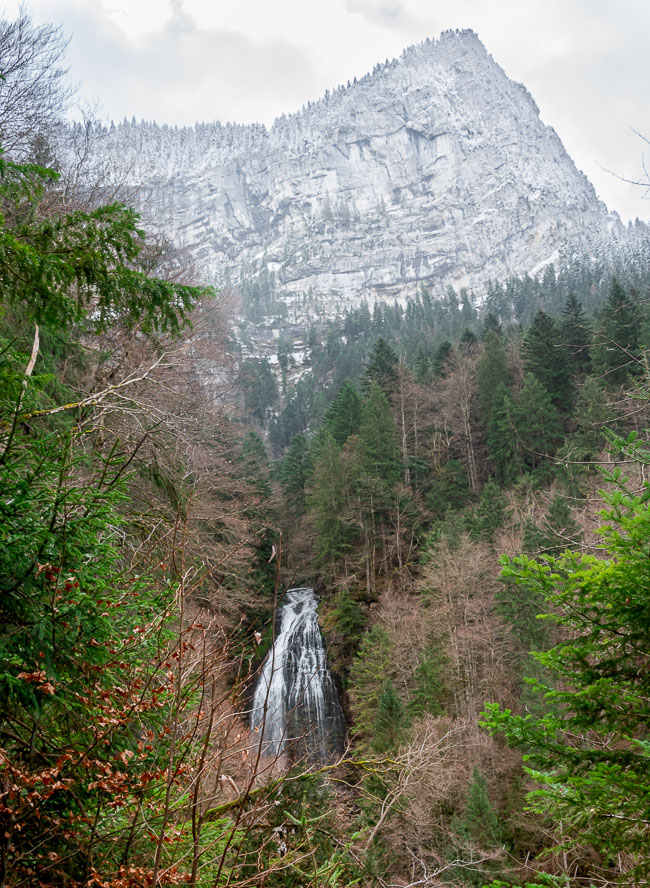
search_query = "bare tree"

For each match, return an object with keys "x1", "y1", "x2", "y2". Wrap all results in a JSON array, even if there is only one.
[{"x1": 0, "y1": 6, "x2": 72, "y2": 159}]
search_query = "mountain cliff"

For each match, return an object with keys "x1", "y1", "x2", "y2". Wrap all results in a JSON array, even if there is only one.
[{"x1": 86, "y1": 29, "x2": 616, "y2": 313}]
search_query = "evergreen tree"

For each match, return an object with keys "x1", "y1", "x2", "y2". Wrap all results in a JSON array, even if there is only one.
[
  {"x1": 409, "y1": 648, "x2": 445, "y2": 717},
  {"x1": 372, "y1": 679, "x2": 406, "y2": 753},
  {"x1": 482, "y1": 310, "x2": 502, "y2": 338},
  {"x1": 349, "y1": 625, "x2": 394, "y2": 743},
  {"x1": 484, "y1": 471, "x2": 650, "y2": 884},
  {"x1": 468, "y1": 478, "x2": 511, "y2": 543},
  {"x1": 308, "y1": 432, "x2": 354, "y2": 569},
  {"x1": 459, "y1": 328, "x2": 478, "y2": 352},
  {"x1": 486, "y1": 382, "x2": 521, "y2": 482},
  {"x1": 362, "y1": 336, "x2": 399, "y2": 396},
  {"x1": 457, "y1": 768, "x2": 502, "y2": 850},
  {"x1": 522, "y1": 310, "x2": 573, "y2": 408},
  {"x1": 595, "y1": 277, "x2": 642, "y2": 385},
  {"x1": 432, "y1": 339, "x2": 453, "y2": 378},
  {"x1": 572, "y1": 376, "x2": 609, "y2": 457},
  {"x1": 515, "y1": 373, "x2": 563, "y2": 474},
  {"x1": 560, "y1": 292, "x2": 591, "y2": 375},
  {"x1": 447, "y1": 768, "x2": 504, "y2": 886},
  {"x1": 477, "y1": 329, "x2": 511, "y2": 427},
  {"x1": 414, "y1": 345, "x2": 433, "y2": 384},
  {"x1": 357, "y1": 382, "x2": 401, "y2": 485},
  {"x1": 324, "y1": 379, "x2": 362, "y2": 445},
  {"x1": 279, "y1": 433, "x2": 311, "y2": 516}
]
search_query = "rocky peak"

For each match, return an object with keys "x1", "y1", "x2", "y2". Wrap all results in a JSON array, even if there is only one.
[{"x1": 82, "y1": 29, "x2": 617, "y2": 318}]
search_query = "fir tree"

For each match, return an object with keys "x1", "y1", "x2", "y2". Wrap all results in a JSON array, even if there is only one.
[
  {"x1": 324, "y1": 379, "x2": 362, "y2": 445},
  {"x1": 482, "y1": 310, "x2": 502, "y2": 338},
  {"x1": 595, "y1": 277, "x2": 642, "y2": 384},
  {"x1": 468, "y1": 478, "x2": 511, "y2": 543},
  {"x1": 457, "y1": 767, "x2": 502, "y2": 850},
  {"x1": 372, "y1": 679, "x2": 406, "y2": 753},
  {"x1": 486, "y1": 382, "x2": 521, "y2": 482},
  {"x1": 560, "y1": 292, "x2": 591, "y2": 375},
  {"x1": 515, "y1": 373, "x2": 564, "y2": 473},
  {"x1": 477, "y1": 329, "x2": 511, "y2": 427},
  {"x1": 279, "y1": 433, "x2": 311, "y2": 516},
  {"x1": 522, "y1": 310, "x2": 573, "y2": 408},
  {"x1": 432, "y1": 339, "x2": 453, "y2": 378},
  {"x1": 484, "y1": 471, "x2": 650, "y2": 884},
  {"x1": 308, "y1": 432, "x2": 354, "y2": 569},
  {"x1": 362, "y1": 336, "x2": 399, "y2": 396},
  {"x1": 357, "y1": 382, "x2": 401, "y2": 485},
  {"x1": 414, "y1": 345, "x2": 433, "y2": 384}
]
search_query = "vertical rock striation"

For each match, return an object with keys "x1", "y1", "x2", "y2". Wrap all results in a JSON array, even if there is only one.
[{"x1": 86, "y1": 30, "x2": 617, "y2": 314}]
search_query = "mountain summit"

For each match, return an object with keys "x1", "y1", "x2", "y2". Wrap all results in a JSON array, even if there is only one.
[{"x1": 93, "y1": 29, "x2": 615, "y2": 309}]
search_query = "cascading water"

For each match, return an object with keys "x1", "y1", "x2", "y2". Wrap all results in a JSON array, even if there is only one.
[{"x1": 251, "y1": 587, "x2": 345, "y2": 761}]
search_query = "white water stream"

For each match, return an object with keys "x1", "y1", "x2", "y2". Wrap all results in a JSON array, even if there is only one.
[{"x1": 251, "y1": 587, "x2": 345, "y2": 760}]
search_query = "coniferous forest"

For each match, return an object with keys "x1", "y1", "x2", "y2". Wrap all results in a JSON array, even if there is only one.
[{"x1": 2, "y1": 8, "x2": 650, "y2": 888}]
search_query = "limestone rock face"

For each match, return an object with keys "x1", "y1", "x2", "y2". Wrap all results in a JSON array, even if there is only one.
[{"x1": 90, "y1": 30, "x2": 615, "y2": 312}]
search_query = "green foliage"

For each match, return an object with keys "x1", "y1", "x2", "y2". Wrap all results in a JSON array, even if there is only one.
[
  {"x1": 559, "y1": 293, "x2": 591, "y2": 375},
  {"x1": 0, "y1": 156, "x2": 205, "y2": 334},
  {"x1": 521, "y1": 311, "x2": 573, "y2": 408},
  {"x1": 324, "y1": 378, "x2": 362, "y2": 445},
  {"x1": 325, "y1": 589, "x2": 368, "y2": 664},
  {"x1": 357, "y1": 381, "x2": 401, "y2": 486},
  {"x1": 349, "y1": 625, "x2": 394, "y2": 745},
  {"x1": 433, "y1": 339, "x2": 453, "y2": 378},
  {"x1": 467, "y1": 479, "x2": 511, "y2": 543},
  {"x1": 447, "y1": 768, "x2": 504, "y2": 886},
  {"x1": 372, "y1": 679, "x2": 406, "y2": 753},
  {"x1": 483, "y1": 471, "x2": 650, "y2": 884},
  {"x1": 279, "y1": 432, "x2": 311, "y2": 516},
  {"x1": 308, "y1": 432, "x2": 355, "y2": 569},
  {"x1": 477, "y1": 329, "x2": 511, "y2": 426},
  {"x1": 593, "y1": 277, "x2": 642, "y2": 385},
  {"x1": 238, "y1": 357, "x2": 279, "y2": 425},
  {"x1": 514, "y1": 374, "x2": 563, "y2": 476},
  {"x1": 362, "y1": 336, "x2": 399, "y2": 396},
  {"x1": 408, "y1": 647, "x2": 445, "y2": 717},
  {"x1": 487, "y1": 383, "x2": 521, "y2": 482},
  {"x1": 426, "y1": 459, "x2": 472, "y2": 517}
]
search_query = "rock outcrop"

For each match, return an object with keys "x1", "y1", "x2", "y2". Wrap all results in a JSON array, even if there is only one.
[{"x1": 85, "y1": 29, "x2": 616, "y2": 314}]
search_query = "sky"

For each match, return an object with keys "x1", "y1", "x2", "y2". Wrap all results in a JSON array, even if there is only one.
[{"x1": 5, "y1": 0, "x2": 650, "y2": 222}]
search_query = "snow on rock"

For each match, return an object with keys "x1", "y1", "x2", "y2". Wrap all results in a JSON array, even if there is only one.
[{"x1": 80, "y1": 30, "x2": 616, "y2": 313}]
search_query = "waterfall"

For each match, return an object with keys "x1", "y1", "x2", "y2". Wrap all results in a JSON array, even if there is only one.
[{"x1": 251, "y1": 587, "x2": 345, "y2": 761}]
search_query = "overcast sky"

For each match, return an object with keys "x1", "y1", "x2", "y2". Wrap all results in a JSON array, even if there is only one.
[{"x1": 5, "y1": 0, "x2": 650, "y2": 222}]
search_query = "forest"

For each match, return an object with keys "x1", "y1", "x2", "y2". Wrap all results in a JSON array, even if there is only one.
[{"x1": 1, "y1": 8, "x2": 650, "y2": 888}]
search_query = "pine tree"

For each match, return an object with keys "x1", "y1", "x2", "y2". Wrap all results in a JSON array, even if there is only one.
[
  {"x1": 515, "y1": 373, "x2": 563, "y2": 473},
  {"x1": 468, "y1": 478, "x2": 511, "y2": 543},
  {"x1": 477, "y1": 329, "x2": 511, "y2": 427},
  {"x1": 357, "y1": 382, "x2": 401, "y2": 485},
  {"x1": 308, "y1": 432, "x2": 354, "y2": 569},
  {"x1": 362, "y1": 336, "x2": 399, "y2": 396},
  {"x1": 457, "y1": 768, "x2": 502, "y2": 850},
  {"x1": 522, "y1": 310, "x2": 573, "y2": 408},
  {"x1": 432, "y1": 339, "x2": 453, "y2": 378},
  {"x1": 372, "y1": 679, "x2": 406, "y2": 753},
  {"x1": 279, "y1": 433, "x2": 311, "y2": 516},
  {"x1": 560, "y1": 292, "x2": 591, "y2": 375},
  {"x1": 595, "y1": 277, "x2": 642, "y2": 385},
  {"x1": 486, "y1": 382, "x2": 521, "y2": 482},
  {"x1": 324, "y1": 379, "x2": 362, "y2": 445},
  {"x1": 484, "y1": 471, "x2": 650, "y2": 884}
]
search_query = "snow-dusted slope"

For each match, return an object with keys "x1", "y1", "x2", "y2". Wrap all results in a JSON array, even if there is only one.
[{"x1": 86, "y1": 29, "x2": 616, "y2": 309}]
